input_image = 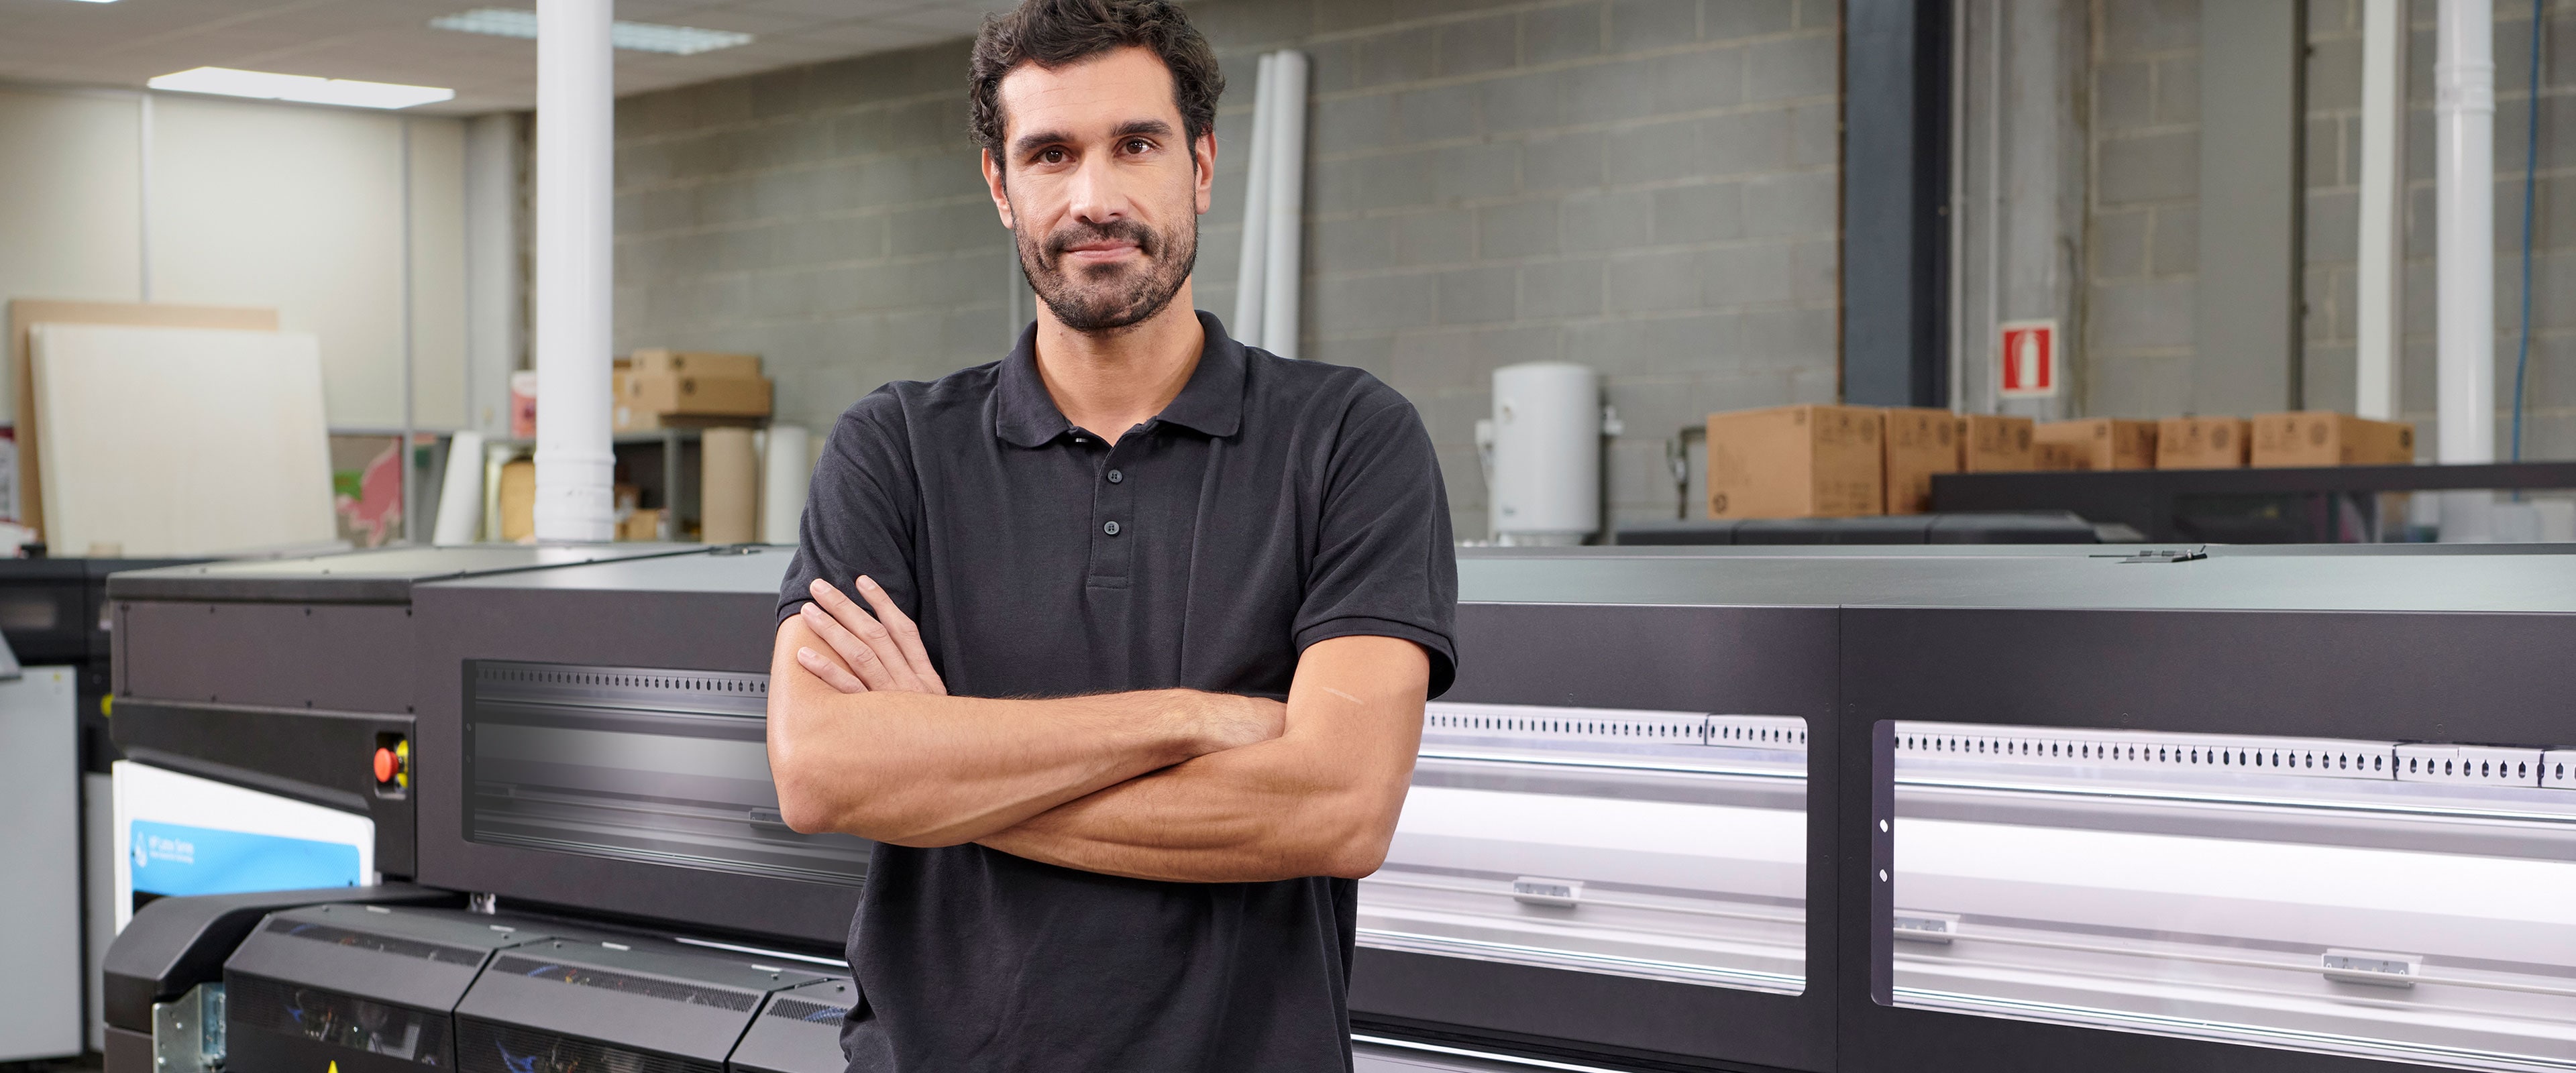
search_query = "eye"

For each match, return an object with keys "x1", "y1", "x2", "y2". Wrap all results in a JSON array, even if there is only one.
[
  {"x1": 1038, "y1": 147, "x2": 1067, "y2": 164},
  {"x1": 1124, "y1": 137, "x2": 1152, "y2": 154}
]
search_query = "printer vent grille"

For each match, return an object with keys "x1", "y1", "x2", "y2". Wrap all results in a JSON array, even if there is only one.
[
  {"x1": 458, "y1": 1018, "x2": 722, "y2": 1073},
  {"x1": 764, "y1": 998, "x2": 851, "y2": 1025},
  {"x1": 486, "y1": 956, "x2": 759, "y2": 1011},
  {"x1": 266, "y1": 918, "x2": 488, "y2": 966}
]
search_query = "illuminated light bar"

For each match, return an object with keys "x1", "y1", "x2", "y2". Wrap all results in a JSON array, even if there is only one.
[
  {"x1": 146, "y1": 67, "x2": 453, "y2": 109},
  {"x1": 429, "y1": 8, "x2": 754, "y2": 56}
]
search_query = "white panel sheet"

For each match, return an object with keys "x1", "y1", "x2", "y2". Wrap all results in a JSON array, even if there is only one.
[
  {"x1": 0, "y1": 669, "x2": 80, "y2": 1062},
  {"x1": 32, "y1": 323, "x2": 334, "y2": 555}
]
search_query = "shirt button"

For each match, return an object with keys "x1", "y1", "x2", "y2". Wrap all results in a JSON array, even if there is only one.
[
  {"x1": 1103, "y1": 520, "x2": 1121, "y2": 536},
  {"x1": 1107, "y1": 469, "x2": 1124, "y2": 484}
]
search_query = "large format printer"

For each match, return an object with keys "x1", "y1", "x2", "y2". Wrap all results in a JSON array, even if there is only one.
[{"x1": 103, "y1": 543, "x2": 2576, "y2": 1073}]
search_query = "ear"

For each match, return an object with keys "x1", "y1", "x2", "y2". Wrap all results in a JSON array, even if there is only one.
[
  {"x1": 982, "y1": 148, "x2": 1016, "y2": 230},
  {"x1": 1191, "y1": 129, "x2": 1216, "y2": 215}
]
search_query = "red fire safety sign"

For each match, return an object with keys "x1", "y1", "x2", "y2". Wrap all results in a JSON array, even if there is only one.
[{"x1": 1998, "y1": 320, "x2": 2059, "y2": 398}]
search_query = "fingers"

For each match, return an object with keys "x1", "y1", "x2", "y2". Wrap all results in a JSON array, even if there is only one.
[
  {"x1": 805, "y1": 580, "x2": 922, "y2": 692},
  {"x1": 796, "y1": 646, "x2": 868, "y2": 694},
  {"x1": 799, "y1": 600, "x2": 906, "y2": 692},
  {"x1": 853, "y1": 576, "x2": 947, "y2": 696}
]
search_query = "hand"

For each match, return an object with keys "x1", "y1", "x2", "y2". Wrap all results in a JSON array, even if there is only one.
[
  {"x1": 1190, "y1": 692, "x2": 1287, "y2": 754},
  {"x1": 794, "y1": 576, "x2": 949, "y2": 695}
]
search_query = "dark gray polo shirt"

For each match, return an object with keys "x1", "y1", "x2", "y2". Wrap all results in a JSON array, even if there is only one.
[{"x1": 777, "y1": 310, "x2": 1456, "y2": 1073}]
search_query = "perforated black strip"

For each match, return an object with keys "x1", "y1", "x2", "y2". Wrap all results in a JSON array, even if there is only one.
[{"x1": 764, "y1": 998, "x2": 850, "y2": 1024}]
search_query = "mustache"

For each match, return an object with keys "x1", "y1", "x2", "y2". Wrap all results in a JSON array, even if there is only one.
[{"x1": 1043, "y1": 219, "x2": 1158, "y2": 262}]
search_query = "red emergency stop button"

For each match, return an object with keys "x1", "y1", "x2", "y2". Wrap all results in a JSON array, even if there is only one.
[{"x1": 374, "y1": 747, "x2": 398, "y2": 783}]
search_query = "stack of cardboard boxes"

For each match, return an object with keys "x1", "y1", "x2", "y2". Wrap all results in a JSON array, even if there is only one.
[
  {"x1": 1705, "y1": 406, "x2": 2414, "y2": 520},
  {"x1": 614, "y1": 349, "x2": 773, "y2": 433}
]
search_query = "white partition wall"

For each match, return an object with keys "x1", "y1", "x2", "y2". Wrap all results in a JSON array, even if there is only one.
[{"x1": 0, "y1": 86, "x2": 467, "y2": 433}]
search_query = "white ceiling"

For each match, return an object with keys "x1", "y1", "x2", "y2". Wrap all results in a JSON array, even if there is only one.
[{"x1": 0, "y1": 0, "x2": 1016, "y2": 115}]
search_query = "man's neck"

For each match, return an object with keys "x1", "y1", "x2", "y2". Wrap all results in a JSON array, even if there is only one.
[{"x1": 1032, "y1": 280, "x2": 1205, "y2": 443}]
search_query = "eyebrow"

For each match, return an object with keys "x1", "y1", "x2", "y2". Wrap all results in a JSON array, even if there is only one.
[{"x1": 1011, "y1": 117, "x2": 1177, "y2": 158}]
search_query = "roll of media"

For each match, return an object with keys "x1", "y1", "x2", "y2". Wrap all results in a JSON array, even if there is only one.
[
  {"x1": 701, "y1": 427, "x2": 758, "y2": 545},
  {"x1": 760, "y1": 425, "x2": 811, "y2": 545}
]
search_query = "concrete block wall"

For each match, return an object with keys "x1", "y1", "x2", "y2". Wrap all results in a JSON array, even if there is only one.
[
  {"x1": 611, "y1": 0, "x2": 1844, "y2": 536},
  {"x1": 2087, "y1": 0, "x2": 2576, "y2": 459},
  {"x1": 2083, "y1": 0, "x2": 2202, "y2": 416}
]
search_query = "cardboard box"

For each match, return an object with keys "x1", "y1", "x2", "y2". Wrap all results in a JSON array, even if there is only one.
[
  {"x1": 616, "y1": 507, "x2": 664, "y2": 542},
  {"x1": 2157, "y1": 416, "x2": 2251, "y2": 469},
  {"x1": 1958, "y1": 414, "x2": 2037, "y2": 471},
  {"x1": 2035, "y1": 418, "x2": 2158, "y2": 470},
  {"x1": 2033, "y1": 441, "x2": 2085, "y2": 471},
  {"x1": 631, "y1": 349, "x2": 761, "y2": 379},
  {"x1": 621, "y1": 373, "x2": 773, "y2": 417},
  {"x1": 2250, "y1": 412, "x2": 2416, "y2": 467},
  {"x1": 1707, "y1": 405, "x2": 1884, "y2": 518},
  {"x1": 1881, "y1": 408, "x2": 1959, "y2": 515}
]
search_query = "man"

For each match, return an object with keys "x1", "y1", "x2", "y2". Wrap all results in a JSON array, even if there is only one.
[{"x1": 764, "y1": 0, "x2": 1458, "y2": 1068}]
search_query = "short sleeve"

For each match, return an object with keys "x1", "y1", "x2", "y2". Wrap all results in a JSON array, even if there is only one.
[
  {"x1": 777, "y1": 390, "x2": 922, "y2": 624},
  {"x1": 1291, "y1": 394, "x2": 1459, "y2": 697}
]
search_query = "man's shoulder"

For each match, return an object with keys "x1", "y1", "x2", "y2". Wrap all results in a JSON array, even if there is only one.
[
  {"x1": 833, "y1": 361, "x2": 1006, "y2": 434},
  {"x1": 1240, "y1": 347, "x2": 1419, "y2": 428}
]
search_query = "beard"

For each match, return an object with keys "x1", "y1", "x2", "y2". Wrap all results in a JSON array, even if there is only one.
[{"x1": 1013, "y1": 203, "x2": 1198, "y2": 334}]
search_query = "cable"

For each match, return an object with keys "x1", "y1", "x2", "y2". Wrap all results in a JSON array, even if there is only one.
[{"x1": 2512, "y1": 0, "x2": 2542, "y2": 465}]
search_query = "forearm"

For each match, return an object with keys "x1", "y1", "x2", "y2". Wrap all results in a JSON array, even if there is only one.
[
  {"x1": 767, "y1": 620, "x2": 1252, "y2": 846},
  {"x1": 977, "y1": 635, "x2": 1429, "y2": 883},
  {"x1": 975, "y1": 739, "x2": 1404, "y2": 882}
]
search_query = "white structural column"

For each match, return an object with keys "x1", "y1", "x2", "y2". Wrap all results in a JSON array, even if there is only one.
[
  {"x1": 2357, "y1": 0, "x2": 2408, "y2": 420},
  {"x1": 533, "y1": 0, "x2": 616, "y2": 542},
  {"x1": 1231, "y1": 53, "x2": 1277, "y2": 345},
  {"x1": 1258, "y1": 51, "x2": 1308, "y2": 360},
  {"x1": 2436, "y1": 0, "x2": 2496, "y2": 464}
]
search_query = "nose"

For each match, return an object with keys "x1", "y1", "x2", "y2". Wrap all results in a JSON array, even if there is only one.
[{"x1": 1064, "y1": 149, "x2": 1129, "y2": 229}]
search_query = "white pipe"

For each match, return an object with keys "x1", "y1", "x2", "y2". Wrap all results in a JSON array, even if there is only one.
[
  {"x1": 465, "y1": 114, "x2": 523, "y2": 437},
  {"x1": 399, "y1": 117, "x2": 416, "y2": 544},
  {"x1": 2436, "y1": 0, "x2": 2496, "y2": 464},
  {"x1": 1232, "y1": 53, "x2": 1276, "y2": 347},
  {"x1": 759, "y1": 425, "x2": 811, "y2": 545},
  {"x1": 1260, "y1": 51, "x2": 1307, "y2": 359},
  {"x1": 533, "y1": 0, "x2": 616, "y2": 542},
  {"x1": 433, "y1": 431, "x2": 486, "y2": 545},
  {"x1": 2357, "y1": 0, "x2": 2408, "y2": 421}
]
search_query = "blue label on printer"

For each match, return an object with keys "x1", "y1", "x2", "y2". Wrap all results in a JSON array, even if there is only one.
[{"x1": 128, "y1": 821, "x2": 361, "y2": 897}]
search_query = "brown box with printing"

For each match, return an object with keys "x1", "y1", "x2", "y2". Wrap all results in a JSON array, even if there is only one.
[
  {"x1": 621, "y1": 372, "x2": 773, "y2": 418},
  {"x1": 1958, "y1": 414, "x2": 2037, "y2": 471},
  {"x1": 2157, "y1": 416, "x2": 2250, "y2": 468},
  {"x1": 1706, "y1": 405, "x2": 1884, "y2": 518},
  {"x1": 631, "y1": 349, "x2": 761, "y2": 379},
  {"x1": 2035, "y1": 418, "x2": 2158, "y2": 470},
  {"x1": 2250, "y1": 412, "x2": 2416, "y2": 467},
  {"x1": 1881, "y1": 408, "x2": 1959, "y2": 515}
]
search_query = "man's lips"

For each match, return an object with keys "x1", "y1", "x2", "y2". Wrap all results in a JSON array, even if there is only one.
[{"x1": 1062, "y1": 241, "x2": 1140, "y2": 262}]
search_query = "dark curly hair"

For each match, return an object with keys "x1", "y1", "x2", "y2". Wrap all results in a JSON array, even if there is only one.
[{"x1": 968, "y1": 0, "x2": 1224, "y2": 171}]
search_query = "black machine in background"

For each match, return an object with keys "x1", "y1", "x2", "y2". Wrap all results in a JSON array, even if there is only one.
[
  {"x1": 0, "y1": 556, "x2": 202, "y2": 769},
  {"x1": 103, "y1": 543, "x2": 2576, "y2": 1073},
  {"x1": 104, "y1": 545, "x2": 697, "y2": 883}
]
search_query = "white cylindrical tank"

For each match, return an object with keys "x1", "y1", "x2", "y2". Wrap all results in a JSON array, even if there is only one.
[{"x1": 1487, "y1": 361, "x2": 1600, "y2": 545}]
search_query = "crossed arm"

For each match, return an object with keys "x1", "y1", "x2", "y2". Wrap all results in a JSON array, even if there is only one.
[{"x1": 764, "y1": 577, "x2": 1430, "y2": 883}]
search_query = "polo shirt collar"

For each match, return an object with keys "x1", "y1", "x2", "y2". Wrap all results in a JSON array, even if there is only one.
[{"x1": 992, "y1": 310, "x2": 1248, "y2": 447}]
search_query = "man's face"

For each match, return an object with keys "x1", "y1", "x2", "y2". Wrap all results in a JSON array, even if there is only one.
[{"x1": 983, "y1": 46, "x2": 1215, "y2": 333}]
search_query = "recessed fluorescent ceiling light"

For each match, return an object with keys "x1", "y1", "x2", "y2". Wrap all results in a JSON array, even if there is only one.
[
  {"x1": 149, "y1": 67, "x2": 453, "y2": 109},
  {"x1": 430, "y1": 9, "x2": 755, "y2": 56}
]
